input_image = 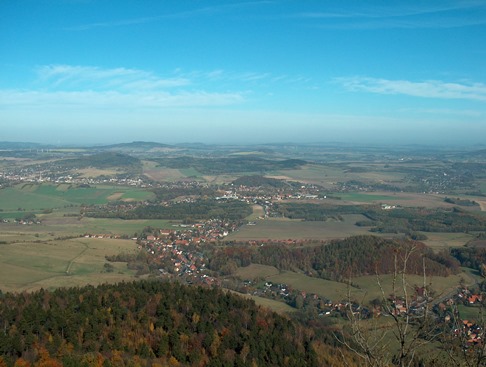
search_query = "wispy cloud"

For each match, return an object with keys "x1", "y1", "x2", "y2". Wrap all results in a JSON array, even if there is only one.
[
  {"x1": 37, "y1": 65, "x2": 190, "y2": 90},
  {"x1": 335, "y1": 76, "x2": 486, "y2": 101},
  {"x1": 0, "y1": 65, "x2": 247, "y2": 109},
  {"x1": 0, "y1": 89, "x2": 244, "y2": 109},
  {"x1": 66, "y1": 1, "x2": 275, "y2": 31},
  {"x1": 1, "y1": 64, "x2": 310, "y2": 111},
  {"x1": 297, "y1": 2, "x2": 486, "y2": 29}
]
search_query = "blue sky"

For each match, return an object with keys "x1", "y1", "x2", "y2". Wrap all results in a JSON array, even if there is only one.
[{"x1": 1, "y1": 0, "x2": 486, "y2": 146}]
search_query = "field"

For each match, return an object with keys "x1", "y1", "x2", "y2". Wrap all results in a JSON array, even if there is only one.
[
  {"x1": 268, "y1": 271, "x2": 355, "y2": 301},
  {"x1": 228, "y1": 214, "x2": 370, "y2": 241},
  {"x1": 0, "y1": 214, "x2": 179, "y2": 238},
  {"x1": 424, "y1": 232, "x2": 474, "y2": 250},
  {"x1": 0, "y1": 183, "x2": 154, "y2": 214},
  {"x1": 142, "y1": 160, "x2": 188, "y2": 181},
  {"x1": 0, "y1": 238, "x2": 139, "y2": 292},
  {"x1": 227, "y1": 290, "x2": 295, "y2": 314},
  {"x1": 270, "y1": 163, "x2": 405, "y2": 187},
  {"x1": 235, "y1": 264, "x2": 280, "y2": 279},
  {"x1": 262, "y1": 270, "x2": 470, "y2": 305}
]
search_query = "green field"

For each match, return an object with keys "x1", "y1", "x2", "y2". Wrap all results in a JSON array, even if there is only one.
[
  {"x1": 78, "y1": 218, "x2": 178, "y2": 235},
  {"x1": 235, "y1": 264, "x2": 280, "y2": 279},
  {"x1": 351, "y1": 273, "x2": 470, "y2": 303},
  {"x1": 267, "y1": 271, "x2": 357, "y2": 302},
  {"x1": 264, "y1": 270, "x2": 469, "y2": 305},
  {"x1": 0, "y1": 215, "x2": 179, "y2": 239},
  {"x1": 456, "y1": 304, "x2": 482, "y2": 321},
  {"x1": 0, "y1": 183, "x2": 154, "y2": 213},
  {"x1": 337, "y1": 192, "x2": 405, "y2": 202},
  {"x1": 0, "y1": 238, "x2": 138, "y2": 292},
  {"x1": 179, "y1": 167, "x2": 203, "y2": 177},
  {"x1": 228, "y1": 214, "x2": 369, "y2": 241}
]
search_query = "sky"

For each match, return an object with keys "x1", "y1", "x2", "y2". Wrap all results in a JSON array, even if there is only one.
[{"x1": 1, "y1": 0, "x2": 486, "y2": 146}]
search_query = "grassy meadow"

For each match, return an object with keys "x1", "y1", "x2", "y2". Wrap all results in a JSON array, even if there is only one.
[
  {"x1": 228, "y1": 214, "x2": 370, "y2": 241},
  {"x1": 0, "y1": 183, "x2": 154, "y2": 214},
  {"x1": 243, "y1": 269, "x2": 471, "y2": 305},
  {"x1": 0, "y1": 238, "x2": 138, "y2": 292}
]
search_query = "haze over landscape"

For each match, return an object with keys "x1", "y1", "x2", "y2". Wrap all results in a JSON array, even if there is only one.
[{"x1": 2, "y1": 0, "x2": 486, "y2": 146}]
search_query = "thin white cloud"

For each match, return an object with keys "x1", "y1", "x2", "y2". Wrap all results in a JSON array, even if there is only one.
[
  {"x1": 1, "y1": 64, "x2": 312, "y2": 112},
  {"x1": 37, "y1": 65, "x2": 189, "y2": 90},
  {"x1": 336, "y1": 77, "x2": 486, "y2": 101},
  {"x1": 297, "y1": 2, "x2": 486, "y2": 29},
  {"x1": 65, "y1": 1, "x2": 275, "y2": 31},
  {"x1": 401, "y1": 108, "x2": 484, "y2": 118},
  {"x1": 0, "y1": 89, "x2": 244, "y2": 109}
]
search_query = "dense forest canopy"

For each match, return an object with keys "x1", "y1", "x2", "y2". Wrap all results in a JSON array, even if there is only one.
[
  {"x1": 0, "y1": 280, "x2": 321, "y2": 367},
  {"x1": 154, "y1": 156, "x2": 306, "y2": 174},
  {"x1": 84, "y1": 199, "x2": 252, "y2": 221},
  {"x1": 211, "y1": 236, "x2": 460, "y2": 280}
]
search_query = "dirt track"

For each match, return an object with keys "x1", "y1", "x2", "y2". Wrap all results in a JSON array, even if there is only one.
[{"x1": 478, "y1": 200, "x2": 486, "y2": 211}]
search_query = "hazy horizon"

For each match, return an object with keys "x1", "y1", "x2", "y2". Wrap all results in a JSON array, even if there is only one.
[{"x1": 1, "y1": 1, "x2": 485, "y2": 146}]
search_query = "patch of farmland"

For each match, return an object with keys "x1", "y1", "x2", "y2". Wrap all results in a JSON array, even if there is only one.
[
  {"x1": 0, "y1": 238, "x2": 138, "y2": 292},
  {"x1": 235, "y1": 264, "x2": 280, "y2": 280},
  {"x1": 228, "y1": 214, "x2": 369, "y2": 241},
  {"x1": 267, "y1": 271, "x2": 361, "y2": 302},
  {"x1": 423, "y1": 232, "x2": 474, "y2": 250},
  {"x1": 351, "y1": 273, "x2": 470, "y2": 304}
]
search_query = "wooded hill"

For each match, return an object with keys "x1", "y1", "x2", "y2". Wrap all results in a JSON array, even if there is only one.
[
  {"x1": 0, "y1": 280, "x2": 324, "y2": 367},
  {"x1": 211, "y1": 236, "x2": 460, "y2": 280},
  {"x1": 84, "y1": 199, "x2": 252, "y2": 221},
  {"x1": 59, "y1": 152, "x2": 141, "y2": 170},
  {"x1": 273, "y1": 203, "x2": 486, "y2": 233},
  {"x1": 154, "y1": 156, "x2": 306, "y2": 175}
]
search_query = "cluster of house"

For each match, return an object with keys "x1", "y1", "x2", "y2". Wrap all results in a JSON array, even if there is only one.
[
  {"x1": 455, "y1": 320, "x2": 483, "y2": 346},
  {"x1": 0, "y1": 167, "x2": 151, "y2": 187},
  {"x1": 0, "y1": 218, "x2": 41, "y2": 225},
  {"x1": 455, "y1": 287, "x2": 483, "y2": 305},
  {"x1": 137, "y1": 219, "x2": 238, "y2": 277}
]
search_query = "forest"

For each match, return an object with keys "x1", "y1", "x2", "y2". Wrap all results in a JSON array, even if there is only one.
[
  {"x1": 84, "y1": 199, "x2": 252, "y2": 221},
  {"x1": 153, "y1": 156, "x2": 307, "y2": 175},
  {"x1": 0, "y1": 280, "x2": 326, "y2": 367},
  {"x1": 273, "y1": 203, "x2": 486, "y2": 233},
  {"x1": 210, "y1": 236, "x2": 461, "y2": 281}
]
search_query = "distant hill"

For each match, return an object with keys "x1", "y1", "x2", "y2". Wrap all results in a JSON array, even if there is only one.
[
  {"x1": 59, "y1": 152, "x2": 141, "y2": 170},
  {"x1": 97, "y1": 141, "x2": 176, "y2": 152},
  {"x1": 0, "y1": 141, "x2": 50, "y2": 150},
  {"x1": 466, "y1": 149, "x2": 486, "y2": 158},
  {"x1": 155, "y1": 156, "x2": 307, "y2": 174}
]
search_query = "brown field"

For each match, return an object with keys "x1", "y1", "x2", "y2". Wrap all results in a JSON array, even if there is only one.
[
  {"x1": 202, "y1": 175, "x2": 240, "y2": 184},
  {"x1": 477, "y1": 200, "x2": 486, "y2": 211},
  {"x1": 235, "y1": 264, "x2": 280, "y2": 279},
  {"x1": 107, "y1": 192, "x2": 124, "y2": 200},
  {"x1": 227, "y1": 290, "x2": 295, "y2": 314},
  {"x1": 270, "y1": 164, "x2": 405, "y2": 188},
  {"x1": 77, "y1": 168, "x2": 120, "y2": 177},
  {"x1": 340, "y1": 191, "x2": 455, "y2": 208},
  {"x1": 227, "y1": 215, "x2": 370, "y2": 241},
  {"x1": 423, "y1": 232, "x2": 474, "y2": 250},
  {"x1": 245, "y1": 204, "x2": 265, "y2": 221},
  {"x1": 142, "y1": 160, "x2": 187, "y2": 181}
]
